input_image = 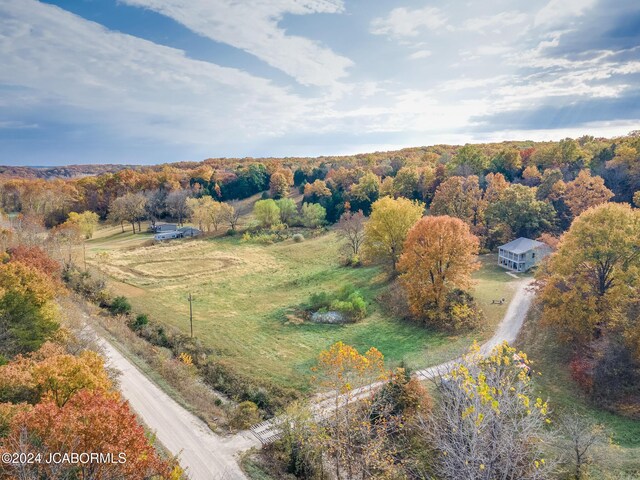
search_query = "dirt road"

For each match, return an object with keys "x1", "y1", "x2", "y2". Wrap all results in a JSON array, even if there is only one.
[{"x1": 96, "y1": 336, "x2": 259, "y2": 480}]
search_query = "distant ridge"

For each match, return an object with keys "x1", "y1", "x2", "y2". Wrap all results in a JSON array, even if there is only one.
[{"x1": 0, "y1": 164, "x2": 140, "y2": 179}]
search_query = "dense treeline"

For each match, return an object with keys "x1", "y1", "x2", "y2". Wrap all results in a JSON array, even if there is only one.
[{"x1": 2, "y1": 134, "x2": 638, "y2": 235}]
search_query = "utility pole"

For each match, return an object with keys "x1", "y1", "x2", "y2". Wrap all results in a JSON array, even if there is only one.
[{"x1": 188, "y1": 293, "x2": 193, "y2": 338}]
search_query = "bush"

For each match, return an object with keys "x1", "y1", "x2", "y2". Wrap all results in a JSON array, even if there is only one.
[
  {"x1": 63, "y1": 267, "x2": 107, "y2": 303},
  {"x1": 230, "y1": 401, "x2": 262, "y2": 430},
  {"x1": 333, "y1": 292, "x2": 366, "y2": 321},
  {"x1": 108, "y1": 296, "x2": 132, "y2": 316},
  {"x1": 226, "y1": 228, "x2": 236, "y2": 236},
  {"x1": 306, "y1": 285, "x2": 367, "y2": 322},
  {"x1": 292, "y1": 233, "x2": 304, "y2": 243},
  {"x1": 441, "y1": 289, "x2": 483, "y2": 332},
  {"x1": 131, "y1": 314, "x2": 149, "y2": 331}
]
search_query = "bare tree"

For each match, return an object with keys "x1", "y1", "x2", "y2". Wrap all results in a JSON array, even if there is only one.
[
  {"x1": 144, "y1": 189, "x2": 167, "y2": 228},
  {"x1": 108, "y1": 193, "x2": 147, "y2": 233},
  {"x1": 221, "y1": 202, "x2": 241, "y2": 231},
  {"x1": 166, "y1": 189, "x2": 191, "y2": 226},
  {"x1": 336, "y1": 210, "x2": 366, "y2": 260},
  {"x1": 556, "y1": 411, "x2": 607, "y2": 480},
  {"x1": 419, "y1": 343, "x2": 556, "y2": 480}
]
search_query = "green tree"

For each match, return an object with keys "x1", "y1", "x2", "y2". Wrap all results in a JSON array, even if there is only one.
[
  {"x1": 276, "y1": 198, "x2": 298, "y2": 225},
  {"x1": 449, "y1": 144, "x2": 489, "y2": 175},
  {"x1": 301, "y1": 202, "x2": 326, "y2": 228},
  {"x1": 485, "y1": 184, "x2": 556, "y2": 238},
  {"x1": 253, "y1": 199, "x2": 281, "y2": 228}
]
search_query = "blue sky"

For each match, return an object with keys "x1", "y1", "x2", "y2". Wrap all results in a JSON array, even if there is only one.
[{"x1": 0, "y1": 0, "x2": 638, "y2": 165}]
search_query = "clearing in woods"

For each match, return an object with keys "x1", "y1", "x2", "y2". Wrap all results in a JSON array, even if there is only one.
[{"x1": 87, "y1": 224, "x2": 520, "y2": 392}]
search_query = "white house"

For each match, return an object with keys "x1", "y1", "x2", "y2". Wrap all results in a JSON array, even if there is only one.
[{"x1": 497, "y1": 237, "x2": 551, "y2": 272}]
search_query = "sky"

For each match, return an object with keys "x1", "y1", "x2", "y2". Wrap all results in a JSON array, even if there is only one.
[{"x1": 0, "y1": 0, "x2": 639, "y2": 166}]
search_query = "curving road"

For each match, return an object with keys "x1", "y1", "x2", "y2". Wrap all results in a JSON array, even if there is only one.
[{"x1": 96, "y1": 277, "x2": 535, "y2": 478}]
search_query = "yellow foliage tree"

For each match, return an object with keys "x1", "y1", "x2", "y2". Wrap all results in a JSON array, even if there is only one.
[
  {"x1": 362, "y1": 196, "x2": 424, "y2": 272},
  {"x1": 538, "y1": 202, "x2": 640, "y2": 344}
]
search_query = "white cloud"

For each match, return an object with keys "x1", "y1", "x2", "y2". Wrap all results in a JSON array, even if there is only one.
[
  {"x1": 408, "y1": 49, "x2": 432, "y2": 60},
  {"x1": 0, "y1": 0, "x2": 312, "y2": 145},
  {"x1": 534, "y1": 0, "x2": 597, "y2": 27},
  {"x1": 370, "y1": 6, "x2": 447, "y2": 39},
  {"x1": 462, "y1": 11, "x2": 528, "y2": 33},
  {"x1": 119, "y1": 0, "x2": 352, "y2": 87}
]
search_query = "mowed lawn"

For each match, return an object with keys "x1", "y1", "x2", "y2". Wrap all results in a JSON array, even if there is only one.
[{"x1": 88, "y1": 225, "x2": 520, "y2": 392}]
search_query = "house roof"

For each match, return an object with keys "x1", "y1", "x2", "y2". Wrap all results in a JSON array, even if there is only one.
[{"x1": 499, "y1": 237, "x2": 546, "y2": 254}]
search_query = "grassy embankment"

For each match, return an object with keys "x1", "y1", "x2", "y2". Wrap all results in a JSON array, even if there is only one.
[
  {"x1": 87, "y1": 224, "x2": 520, "y2": 394},
  {"x1": 517, "y1": 308, "x2": 640, "y2": 478}
]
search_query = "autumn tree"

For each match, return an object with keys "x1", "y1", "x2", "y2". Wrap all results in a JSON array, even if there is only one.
[
  {"x1": 538, "y1": 202, "x2": 640, "y2": 344},
  {"x1": 362, "y1": 196, "x2": 424, "y2": 273},
  {"x1": 144, "y1": 189, "x2": 168, "y2": 228},
  {"x1": 7, "y1": 245, "x2": 61, "y2": 281},
  {"x1": 0, "y1": 342, "x2": 112, "y2": 407},
  {"x1": 430, "y1": 176, "x2": 482, "y2": 226},
  {"x1": 336, "y1": 210, "x2": 366, "y2": 261},
  {"x1": 220, "y1": 201, "x2": 241, "y2": 231},
  {"x1": 556, "y1": 412, "x2": 607, "y2": 480},
  {"x1": 562, "y1": 170, "x2": 613, "y2": 218},
  {"x1": 253, "y1": 199, "x2": 281, "y2": 228},
  {"x1": 312, "y1": 342, "x2": 400, "y2": 479},
  {"x1": 109, "y1": 192, "x2": 147, "y2": 233},
  {"x1": 421, "y1": 342, "x2": 554, "y2": 480},
  {"x1": 64, "y1": 211, "x2": 99, "y2": 239},
  {"x1": 0, "y1": 262, "x2": 58, "y2": 357},
  {"x1": 398, "y1": 216, "x2": 480, "y2": 329},
  {"x1": 522, "y1": 165, "x2": 542, "y2": 186},
  {"x1": 2, "y1": 390, "x2": 173, "y2": 480},
  {"x1": 269, "y1": 171, "x2": 290, "y2": 199},
  {"x1": 303, "y1": 179, "x2": 331, "y2": 200},
  {"x1": 48, "y1": 222, "x2": 83, "y2": 266},
  {"x1": 187, "y1": 195, "x2": 223, "y2": 232}
]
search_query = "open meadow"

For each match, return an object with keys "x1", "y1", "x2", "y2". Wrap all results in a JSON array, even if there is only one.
[{"x1": 87, "y1": 223, "x2": 520, "y2": 393}]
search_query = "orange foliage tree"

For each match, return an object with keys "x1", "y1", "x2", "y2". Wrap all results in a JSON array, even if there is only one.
[
  {"x1": 7, "y1": 245, "x2": 61, "y2": 281},
  {"x1": 1, "y1": 390, "x2": 174, "y2": 480},
  {"x1": 399, "y1": 216, "x2": 480, "y2": 327}
]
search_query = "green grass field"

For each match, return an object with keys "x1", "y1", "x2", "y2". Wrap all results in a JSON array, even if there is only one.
[{"x1": 87, "y1": 224, "x2": 520, "y2": 393}]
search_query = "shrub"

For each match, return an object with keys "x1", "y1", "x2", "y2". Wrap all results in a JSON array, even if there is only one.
[
  {"x1": 417, "y1": 289, "x2": 483, "y2": 332},
  {"x1": 63, "y1": 267, "x2": 107, "y2": 303},
  {"x1": 108, "y1": 296, "x2": 132, "y2": 316},
  {"x1": 306, "y1": 285, "x2": 367, "y2": 322},
  {"x1": 292, "y1": 233, "x2": 304, "y2": 243},
  {"x1": 131, "y1": 314, "x2": 149, "y2": 331},
  {"x1": 330, "y1": 292, "x2": 366, "y2": 321},
  {"x1": 230, "y1": 401, "x2": 262, "y2": 430}
]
